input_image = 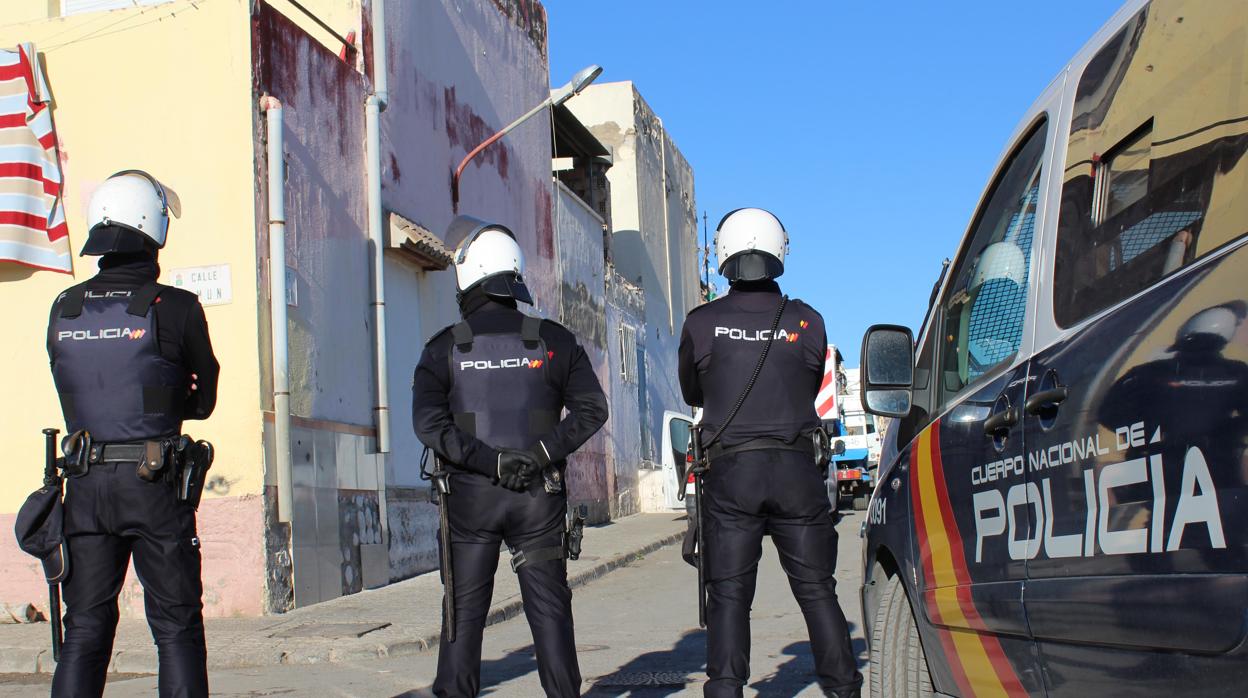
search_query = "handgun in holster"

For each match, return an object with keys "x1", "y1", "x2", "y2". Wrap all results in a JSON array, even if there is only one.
[
  {"x1": 811, "y1": 425, "x2": 832, "y2": 478},
  {"x1": 565, "y1": 504, "x2": 587, "y2": 561},
  {"x1": 176, "y1": 439, "x2": 214, "y2": 508}
]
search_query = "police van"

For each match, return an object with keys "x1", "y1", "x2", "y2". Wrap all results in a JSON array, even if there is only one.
[{"x1": 856, "y1": 1, "x2": 1248, "y2": 695}]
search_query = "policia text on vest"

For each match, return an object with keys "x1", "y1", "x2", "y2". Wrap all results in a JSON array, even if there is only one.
[{"x1": 413, "y1": 215, "x2": 607, "y2": 698}]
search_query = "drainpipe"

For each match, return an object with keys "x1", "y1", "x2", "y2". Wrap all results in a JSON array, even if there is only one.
[
  {"x1": 371, "y1": 0, "x2": 388, "y2": 105},
  {"x1": 367, "y1": 0, "x2": 391, "y2": 453},
  {"x1": 262, "y1": 96, "x2": 294, "y2": 522},
  {"x1": 658, "y1": 116, "x2": 674, "y2": 332}
]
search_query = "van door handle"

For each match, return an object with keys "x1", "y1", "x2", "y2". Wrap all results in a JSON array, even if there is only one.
[
  {"x1": 983, "y1": 407, "x2": 1019, "y2": 435},
  {"x1": 1025, "y1": 386, "x2": 1068, "y2": 415}
]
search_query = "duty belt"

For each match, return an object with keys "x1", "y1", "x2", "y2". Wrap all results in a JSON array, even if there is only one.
[
  {"x1": 87, "y1": 443, "x2": 149, "y2": 464},
  {"x1": 707, "y1": 436, "x2": 814, "y2": 461}
]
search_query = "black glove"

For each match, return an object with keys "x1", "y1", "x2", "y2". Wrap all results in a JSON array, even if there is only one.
[{"x1": 496, "y1": 449, "x2": 538, "y2": 492}]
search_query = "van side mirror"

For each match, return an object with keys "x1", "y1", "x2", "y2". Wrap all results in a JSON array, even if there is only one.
[{"x1": 859, "y1": 324, "x2": 915, "y2": 418}]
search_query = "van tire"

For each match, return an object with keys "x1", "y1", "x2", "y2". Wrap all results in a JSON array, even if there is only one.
[{"x1": 870, "y1": 572, "x2": 934, "y2": 698}]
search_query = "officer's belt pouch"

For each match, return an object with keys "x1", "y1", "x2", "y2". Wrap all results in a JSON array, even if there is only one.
[{"x1": 136, "y1": 441, "x2": 168, "y2": 482}]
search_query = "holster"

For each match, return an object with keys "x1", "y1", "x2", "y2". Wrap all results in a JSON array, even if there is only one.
[
  {"x1": 810, "y1": 425, "x2": 832, "y2": 477},
  {"x1": 510, "y1": 504, "x2": 586, "y2": 572},
  {"x1": 176, "y1": 439, "x2": 214, "y2": 508}
]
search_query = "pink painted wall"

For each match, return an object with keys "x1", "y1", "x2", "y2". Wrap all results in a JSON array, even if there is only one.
[{"x1": 0, "y1": 495, "x2": 265, "y2": 619}]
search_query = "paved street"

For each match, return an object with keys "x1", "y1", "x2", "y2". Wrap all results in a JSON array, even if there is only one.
[{"x1": 1, "y1": 511, "x2": 867, "y2": 697}]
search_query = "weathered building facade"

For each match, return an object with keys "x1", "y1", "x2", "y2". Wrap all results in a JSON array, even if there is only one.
[
  {"x1": 567, "y1": 82, "x2": 702, "y2": 512},
  {"x1": 0, "y1": 0, "x2": 697, "y2": 617}
]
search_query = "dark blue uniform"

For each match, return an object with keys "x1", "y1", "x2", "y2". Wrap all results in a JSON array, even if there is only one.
[
  {"x1": 46, "y1": 253, "x2": 219, "y2": 698},
  {"x1": 413, "y1": 294, "x2": 607, "y2": 698},
  {"x1": 679, "y1": 280, "x2": 862, "y2": 698}
]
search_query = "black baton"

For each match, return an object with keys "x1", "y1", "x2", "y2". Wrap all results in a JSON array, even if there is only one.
[
  {"x1": 690, "y1": 424, "x2": 708, "y2": 629},
  {"x1": 42, "y1": 428, "x2": 63, "y2": 662}
]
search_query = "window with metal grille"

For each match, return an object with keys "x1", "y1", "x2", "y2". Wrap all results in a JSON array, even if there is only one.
[
  {"x1": 619, "y1": 325, "x2": 638, "y2": 383},
  {"x1": 937, "y1": 120, "x2": 1046, "y2": 406}
]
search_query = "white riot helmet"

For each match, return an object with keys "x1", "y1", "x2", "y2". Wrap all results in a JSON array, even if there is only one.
[
  {"x1": 969, "y1": 241, "x2": 1027, "y2": 291},
  {"x1": 446, "y1": 215, "x2": 534, "y2": 305},
  {"x1": 1173, "y1": 302, "x2": 1246, "y2": 352},
  {"x1": 81, "y1": 170, "x2": 176, "y2": 256},
  {"x1": 715, "y1": 207, "x2": 788, "y2": 282}
]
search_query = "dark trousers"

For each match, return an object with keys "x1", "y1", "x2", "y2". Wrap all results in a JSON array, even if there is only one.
[
  {"x1": 51, "y1": 462, "x2": 207, "y2": 698},
  {"x1": 702, "y1": 449, "x2": 862, "y2": 697},
  {"x1": 434, "y1": 472, "x2": 579, "y2": 698}
]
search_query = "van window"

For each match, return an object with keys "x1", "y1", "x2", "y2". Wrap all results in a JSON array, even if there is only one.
[
  {"x1": 1053, "y1": 5, "x2": 1248, "y2": 327},
  {"x1": 937, "y1": 120, "x2": 1047, "y2": 406},
  {"x1": 668, "y1": 418, "x2": 691, "y2": 468}
]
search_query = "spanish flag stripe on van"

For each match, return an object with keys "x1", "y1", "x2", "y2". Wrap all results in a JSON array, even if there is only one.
[{"x1": 912, "y1": 422, "x2": 1026, "y2": 696}]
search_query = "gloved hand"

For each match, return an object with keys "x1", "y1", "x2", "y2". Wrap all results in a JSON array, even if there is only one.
[{"x1": 496, "y1": 449, "x2": 538, "y2": 492}]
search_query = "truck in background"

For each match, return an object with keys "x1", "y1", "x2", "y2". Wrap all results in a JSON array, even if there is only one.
[{"x1": 817, "y1": 347, "x2": 879, "y2": 511}]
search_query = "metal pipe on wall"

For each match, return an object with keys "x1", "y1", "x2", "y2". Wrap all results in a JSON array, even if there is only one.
[
  {"x1": 366, "y1": 95, "x2": 390, "y2": 454},
  {"x1": 367, "y1": 0, "x2": 391, "y2": 453},
  {"x1": 262, "y1": 95, "x2": 294, "y2": 522}
]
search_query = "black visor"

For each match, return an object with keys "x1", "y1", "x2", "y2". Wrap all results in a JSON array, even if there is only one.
[
  {"x1": 720, "y1": 250, "x2": 784, "y2": 283},
  {"x1": 79, "y1": 224, "x2": 156, "y2": 257},
  {"x1": 477, "y1": 271, "x2": 534, "y2": 305}
]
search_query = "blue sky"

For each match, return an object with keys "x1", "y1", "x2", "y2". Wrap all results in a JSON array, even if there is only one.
[{"x1": 545, "y1": 1, "x2": 1125, "y2": 365}]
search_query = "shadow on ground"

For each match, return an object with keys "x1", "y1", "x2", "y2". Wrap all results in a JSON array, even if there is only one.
[
  {"x1": 584, "y1": 629, "x2": 706, "y2": 697},
  {"x1": 390, "y1": 643, "x2": 548, "y2": 697}
]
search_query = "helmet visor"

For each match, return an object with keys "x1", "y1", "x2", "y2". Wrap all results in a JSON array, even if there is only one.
[
  {"x1": 720, "y1": 250, "x2": 784, "y2": 282},
  {"x1": 79, "y1": 224, "x2": 155, "y2": 256},
  {"x1": 479, "y1": 272, "x2": 534, "y2": 305}
]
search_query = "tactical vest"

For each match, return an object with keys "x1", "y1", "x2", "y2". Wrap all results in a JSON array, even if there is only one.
[
  {"x1": 701, "y1": 299, "x2": 820, "y2": 444},
  {"x1": 49, "y1": 283, "x2": 186, "y2": 443},
  {"x1": 447, "y1": 315, "x2": 562, "y2": 462}
]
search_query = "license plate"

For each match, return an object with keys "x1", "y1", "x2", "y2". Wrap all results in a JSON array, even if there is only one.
[{"x1": 837, "y1": 469, "x2": 862, "y2": 481}]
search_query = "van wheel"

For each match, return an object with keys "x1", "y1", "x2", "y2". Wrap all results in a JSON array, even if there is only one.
[
  {"x1": 870, "y1": 572, "x2": 934, "y2": 698},
  {"x1": 853, "y1": 495, "x2": 870, "y2": 511}
]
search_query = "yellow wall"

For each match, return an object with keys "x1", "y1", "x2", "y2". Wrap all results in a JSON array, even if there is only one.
[
  {"x1": 269, "y1": 0, "x2": 363, "y2": 56},
  {"x1": 0, "y1": 0, "x2": 262, "y2": 513},
  {"x1": 5, "y1": 1, "x2": 55, "y2": 24}
]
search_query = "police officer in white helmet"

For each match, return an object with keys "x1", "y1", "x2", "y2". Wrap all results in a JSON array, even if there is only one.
[
  {"x1": 412, "y1": 216, "x2": 607, "y2": 697},
  {"x1": 45, "y1": 170, "x2": 219, "y2": 697},
  {"x1": 679, "y1": 208, "x2": 862, "y2": 697}
]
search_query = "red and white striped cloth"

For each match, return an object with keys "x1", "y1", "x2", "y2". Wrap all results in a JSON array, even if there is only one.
[
  {"x1": 816, "y1": 345, "x2": 838, "y2": 419},
  {"x1": 1, "y1": 43, "x2": 71, "y2": 273}
]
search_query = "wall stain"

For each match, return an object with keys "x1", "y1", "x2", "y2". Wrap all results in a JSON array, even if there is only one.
[
  {"x1": 338, "y1": 491, "x2": 382, "y2": 595},
  {"x1": 444, "y1": 85, "x2": 510, "y2": 179}
]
